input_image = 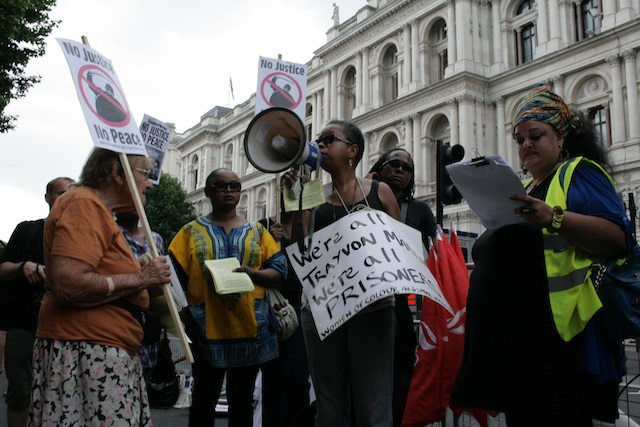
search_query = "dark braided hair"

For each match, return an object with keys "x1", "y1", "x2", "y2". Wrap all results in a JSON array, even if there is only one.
[{"x1": 368, "y1": 147, "x2": 415, "y2": 202}]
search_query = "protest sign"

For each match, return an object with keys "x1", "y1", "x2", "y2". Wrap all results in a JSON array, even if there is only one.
[
  {"x1": 57, "y1": 38, "x2": 147, "y2": 156},
  {"x1": 256, "y1": 56, "x2": 307, "y2": 121},
  {"x1": 285, "y1": 209, "x2": 452, "y2": 340},
  {"x1": 139, "y1": 114, "x2": 171, "y2": 184}
]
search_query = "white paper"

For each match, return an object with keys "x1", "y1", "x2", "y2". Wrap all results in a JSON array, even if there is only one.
[
  {"x1": 446, "y1": 155, "x2": 527, "y2": 229},
  {"x1": 168, "y1": 261, "x2": 188, "y2": 309}
]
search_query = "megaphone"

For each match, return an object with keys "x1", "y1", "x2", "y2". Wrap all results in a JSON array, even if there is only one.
[{"x1": 244, "y1": 107, "x2": 322, "y2": 173}]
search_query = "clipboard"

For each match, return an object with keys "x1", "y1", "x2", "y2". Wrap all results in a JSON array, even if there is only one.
[{"x1": 445, "y1": 155, "x2": 527, "y2": 229}]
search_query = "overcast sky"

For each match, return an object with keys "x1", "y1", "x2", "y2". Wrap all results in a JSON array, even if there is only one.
[{"x1": 0, "y1": 0, "x2": 365, "y2": 240}]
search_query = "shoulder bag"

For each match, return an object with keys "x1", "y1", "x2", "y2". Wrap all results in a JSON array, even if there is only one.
[
  {"x1": 250, "y1": 222, "x2": 299, "y2": 342},
  {"x1": 592, "y1": 244, "x2": 640, "y2": 340}
]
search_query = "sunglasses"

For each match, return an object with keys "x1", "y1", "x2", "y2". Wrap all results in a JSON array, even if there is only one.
[
  {"x1": 136, "y1": 168, "x2": 152, "y2": 180},
  {"x1": 209, "y1": 181, "x2": 242, "y2": 192},
  {"x1": 315, "y1": 134, "x2": 353, "y2": 146},
  {"x1": 382, "y1": 160, "x2": 413, "y2": 173}
]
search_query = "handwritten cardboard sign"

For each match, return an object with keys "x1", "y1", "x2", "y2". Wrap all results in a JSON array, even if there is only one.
[{"x1": 286, "y1": 209, "x2": 452, "y2": 340}]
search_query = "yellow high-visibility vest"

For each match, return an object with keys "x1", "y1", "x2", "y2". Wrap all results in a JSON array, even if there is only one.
[{"x1": 535, "y1": 156, "x2": 614, "y2": 341}]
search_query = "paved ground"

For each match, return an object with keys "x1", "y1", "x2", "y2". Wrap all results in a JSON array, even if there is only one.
[{"x1": 0, "y1": 369, "x2": 229, "y2": 427}]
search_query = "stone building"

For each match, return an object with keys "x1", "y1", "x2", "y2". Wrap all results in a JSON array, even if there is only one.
[{"x1": 164, "y1": 0, "x2": 640, "y2": 236}]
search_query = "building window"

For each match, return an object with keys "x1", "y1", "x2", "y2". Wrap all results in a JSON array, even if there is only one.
[
  {"x1": 429, "y1": 18, "x2": 448, "y2": 83},
  {"x1": 514, "y1": 0, "x2": 536, "y2": 65},
  {"x1": 517, "y1": 0, "x2": 532, "y2": 14},
  {"x1": 343, "y1": 67, "x2": 356, "y2": 120},
  {"x1": 515, "y1": 23, "x2": 536, "y2": 65},
  {"x1": 189, "y1": 154, "x2": 199, "y2": 191},
  {"x1": 581, "y1": 0, "x2": 601, "y2": 39},
  {"x1": 382, "y1": 45, "x2": 399, "y2": 104},
  {"x1": 224, "y1": 144, "x2": 233, "y2": 170},
  {"x1": 439, "y1": 50, "x2": 448, "y2": 80},
  {"x1": 589, "y1": 106, "x2": 609, "y2": 146}
]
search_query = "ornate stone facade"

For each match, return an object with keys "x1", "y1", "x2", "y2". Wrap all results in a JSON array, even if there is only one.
[{"x1": 166, "y1": 0, "x2": 640, "y2": 236}]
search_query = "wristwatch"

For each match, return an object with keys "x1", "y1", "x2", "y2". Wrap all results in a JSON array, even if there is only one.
[{"x1": 547, "y1": 206, "x2": 564, "y2": 233}]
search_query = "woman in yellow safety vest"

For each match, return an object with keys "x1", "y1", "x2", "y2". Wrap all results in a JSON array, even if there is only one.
[{"x1": 451, "y1": 84, "x2": 634, "y2": 426}]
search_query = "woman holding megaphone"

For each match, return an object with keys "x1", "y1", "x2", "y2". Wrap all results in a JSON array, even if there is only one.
[{"x1": 283, "y1": 120, "x2": 400, "y2": 427}]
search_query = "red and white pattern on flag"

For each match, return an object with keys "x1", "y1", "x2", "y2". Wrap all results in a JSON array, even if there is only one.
[{"x1": 402, "y1": 226, "x2": 494, "y2": 427}]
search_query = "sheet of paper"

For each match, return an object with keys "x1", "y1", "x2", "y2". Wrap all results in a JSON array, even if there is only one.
[
  {"x1": 446, "y1": 155, "x2": 527, "y2": 229},
  {"x1": 168, "y1": 260, "x2": 188, "y2": 309},
  {"x1": 204, "y1": 258, "x2": 255, "y2": 295},
  {"x1": 283, "y1": 176, "x2": 326, "y2": 211}
]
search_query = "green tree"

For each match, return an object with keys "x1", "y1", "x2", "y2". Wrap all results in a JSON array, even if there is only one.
[
  {"x1": 147, "y1": 173, "x2": 196, "y2": 246},
  {"x1": 0, "y1": 0, "x2": 59, "y2": 132},
  {"x1": 0, "y1": 0, "x2": 60, "y2": 133}
]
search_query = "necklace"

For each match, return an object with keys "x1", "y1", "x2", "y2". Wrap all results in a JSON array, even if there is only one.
[{"x1": 333, "y1": 178, "x2": 370, "y2": 216}]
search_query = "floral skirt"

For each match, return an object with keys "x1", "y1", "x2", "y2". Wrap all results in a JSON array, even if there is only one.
[{"x1": 29, "y1": 338, "x2": 152, "y2": 427}]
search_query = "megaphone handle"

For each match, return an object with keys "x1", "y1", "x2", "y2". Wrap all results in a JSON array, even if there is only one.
[{"x1": 275, "y1": 173, "x2": 281, "y2": 224}]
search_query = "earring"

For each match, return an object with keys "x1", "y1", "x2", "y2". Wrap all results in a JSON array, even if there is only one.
[
  {"x1": 348, "y1": 158, "x2": 353, "y2": 168},
  {"x1": 560, "y1": 146, "x2": 569, "y2": 160}
]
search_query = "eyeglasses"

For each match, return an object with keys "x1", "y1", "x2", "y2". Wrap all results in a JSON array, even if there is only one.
[
  {"x1": 209, "y1": 181, "x2": 242, "y2": 192},
  {"x1": 382, "y1": 160, "x2": 413, "y2": 173},
  {"x1": 136, "y1": 168, "x2": 151, "y2": 179},
  {"x1": 315, "y1": 134, "x2": 353, "y2": 146}
]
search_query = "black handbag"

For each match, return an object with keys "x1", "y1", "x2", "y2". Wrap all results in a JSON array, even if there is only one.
[
  {"x1": 592, "y1": 244, "x2": 640, "y2": 340},
  {"x1": 148, "y1": 327, "x2": 179, "y2": 409},
  {"x1": 110, "y1": 298, "x2": 164, "y2": 344}
]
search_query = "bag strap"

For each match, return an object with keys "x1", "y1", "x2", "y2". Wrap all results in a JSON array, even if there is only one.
[
  {"x1": 400, "y1": 202, "x2": 408, "y2": 223},
  {"x1": 250, "y1": 222, "x2": 260, "y2": 246}
]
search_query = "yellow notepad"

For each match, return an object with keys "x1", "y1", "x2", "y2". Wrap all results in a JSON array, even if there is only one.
[{"x1": 204, "y1": 258, "x2": 255, "y2": 295}]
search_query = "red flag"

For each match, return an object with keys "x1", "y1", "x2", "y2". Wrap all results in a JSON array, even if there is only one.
[
  {"x1": 402, "y1": 238, "x2": 449, "y2": 426},
  {"x1": 402, "y1": 228, "x2": 493, "y2": 427}
]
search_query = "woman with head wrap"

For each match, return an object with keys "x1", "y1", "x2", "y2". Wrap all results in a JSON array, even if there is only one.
[{"x1": 450, "y1": 84, "x2": 634, "y2": 425}]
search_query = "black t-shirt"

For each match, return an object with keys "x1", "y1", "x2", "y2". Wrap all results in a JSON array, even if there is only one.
[
  {"x1": 0, "y1": 219, "x2": 45, "y2": 329},
  {"x1": 402, "y1": 199, "x2": 436, "y2": 250}
]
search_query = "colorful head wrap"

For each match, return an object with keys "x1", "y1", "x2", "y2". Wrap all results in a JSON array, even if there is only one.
[{"x1": 513, "y1": 83, "x2": 583, "y2": 139}]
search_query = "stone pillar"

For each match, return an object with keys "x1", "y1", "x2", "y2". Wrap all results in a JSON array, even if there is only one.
[
  {"x1": 623, "y1": 49, "x2": 640, "y2": 140},
  {"x1": 411, "y1": 20, "x2": 420, "y2": 86},
  {"x1": 330, "y1": 68, "x2": 338, "y2": 120},
  {"x1": 548, "y1": 0, "x2": 561, "y2": 41},
  {"x1": 495, "y1": 97, "x2": 508, "y2": 163},
  {"x1": 355, "y1": 53, "x2": 363, "y2": 108},
  {"x1": 515, "y1": 27, "x2": 524, "y2": 65},
  {"x1": 491, "y1": 0, "x2": 502, "y2": 66},
  {"x1": 403, "y1": 24, "x2": 411, "y2": 90},
  {"x1": 405, "y1": 116, "x2": 413, "y2": 156},
  {"x1": 475, "y1": 97, "x2": 484, "y2": 152},
  {"x1": 448, "y1": 98, "x2": 460, "y2": 146},
  {"x1": 607, "y1": 54, "x2": 626, "y2": 144},
  {"x1": 455, "y1": 0, "x2": 472, "y2": 62},
  {"x1": 412, "y1": 114, "x2": 420, "y2": 167},
  {"x1": 362, "y1": 48, "x2": 370, "y2": 109},
  {"x1": 324, "y1": 72, "x2": 331, "y2": 124},
  {"x1": 538, "y1": 0, "x2": 549, "y2": 45},
  {"x1": 458, "y1": 95, "x2": 474, "y2": 151},
  {"x1": 575, "y1": 0, "x2": 585, "y2": 41},
  {"x1": 312, "y1": 92, "x2": 319, "y2": 134},
  {"x1": 601, "y1": 0, "x2": 616, "y2": 30},
  {"x1": 551, "y1": 75, "x2": 565, "y2": 98},
  {"x1": 447, "y1": 0, "x2": 457, "y2": 64}
]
